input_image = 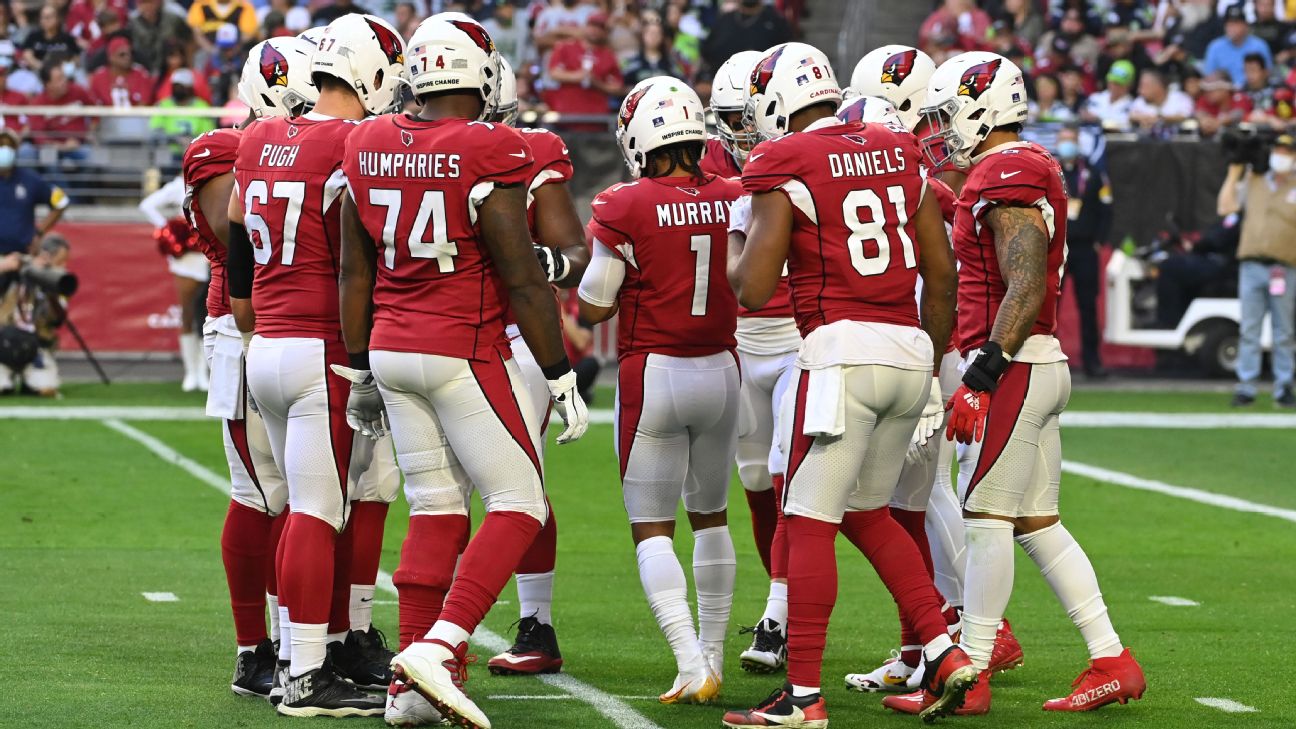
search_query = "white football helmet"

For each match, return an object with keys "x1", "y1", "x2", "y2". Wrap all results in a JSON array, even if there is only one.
[
  {"x1": 848, "y1": 45, "x2": 935, "y2": 130},
  {"x1": 743, "y1": 42, "x2": 841, "y2": 141},
  {"x1": 920, "y1": 52, "x2": 1028, "y2": 170},
  {"x1": 616, "y1": 76, "x2": 706, "y2": 178},
  {"x1": 311, "y1": 14, "x2": 408, "y2": 116},
  {"x1": 406, "y1": 15, "x2": 503, "y2": 121},
  {"x1": 239, "y1": 36, "x2": 319, "y2": 118},
  {"x1": 297, "y1": 25, "x2": 326, "y2": 47},
  {"x1": 495, "y1": 55, "x2": 519, "y2": 126},
  {"x1": 836, "y1": 95, "x2": 904, "y2": 128},
  {"x1": 710, "y1": 50, "x2": 763, "y2": 167}
]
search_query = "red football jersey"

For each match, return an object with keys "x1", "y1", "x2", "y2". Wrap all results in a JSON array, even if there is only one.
[
  {"x1": 742, "y1": 119, "x2": 926, "y2": 336},
  {"x1": 235, "y1": 114, "x2": 359, "y2": 340},
  {"x1": 586, "y1": 175, "x2": 741, "y2": 359},
  {"x1": 929, "y1": 175, "x2": 956, "y2": 226},
  {"x1": 700, "y1": 135, "x2": 742, "y2": 179},
  {"x1": 952, "y1": 141, "x2": 1068, "y2": 353},
  {"x1": 183, "y1": 127, "x2": 241, "y2": 319},
  {"x1": 342, "y1": 115, "x2": 535, "y2": 361},
  {"x1": 518, "y1": 126, "x2": 574, "y2": 241}
]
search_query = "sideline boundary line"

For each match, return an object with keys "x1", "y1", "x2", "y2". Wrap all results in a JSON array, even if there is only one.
[
  {"x1": 1062, "y1": 460, "x2": 1296, "y2": 525},
  {"x1": 101, "y1": 418, "x2": 665, "y2": 729}
]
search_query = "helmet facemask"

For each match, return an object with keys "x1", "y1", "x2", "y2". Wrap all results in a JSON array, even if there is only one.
[
  {"x1": 919, "y1": 98, "x2": 975, "y2": 170},
  {"x1": 714, "y1": 106, "x2": 758, "y2": 167}
]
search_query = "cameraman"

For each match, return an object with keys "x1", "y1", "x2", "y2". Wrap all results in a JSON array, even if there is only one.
[
  {"x1": 0, "y1": 127, "x2": 69, "y2": 256},
  {"x1": 1218, "y1": 134, "x2": 1296, "y2": 408},
  {"x1": 0, "y1": 235, "x2": 71, "y2": 396}
]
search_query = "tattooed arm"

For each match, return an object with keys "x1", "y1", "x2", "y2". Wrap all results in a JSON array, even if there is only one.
[{"x1": 986, "y1": 205, "x2": 1049, "y2": 356}]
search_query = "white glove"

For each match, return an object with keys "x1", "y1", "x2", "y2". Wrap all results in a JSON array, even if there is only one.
[
  {"x1": 906, "y1": 376, "x2": 944, "y2": 465},
  {"x1": 546, "y1": 370, "x2": 589, "y2": 444},
  {"x1": 535, "y1": 246, "x2": 571, "y2": 283},
  {"x1": 329, "y1": 364, "x2": 388, "y2": 440},
  {"x1": 728, "y1": 194, "x2": 753, "y2": 237}
]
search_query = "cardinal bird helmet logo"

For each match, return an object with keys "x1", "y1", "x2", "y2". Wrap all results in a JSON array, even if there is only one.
[
  {"x1": 957, "y1": 58, "x2": 1001, "y2": 101},
  {"x1": 749, "y1": 45, "x2": 786, "y2": 98},
  {"x1": 880, "y1": 49, "x2": 917, "y2": 86},
  {"x1": 259, "y1": 43, "x2": 289, "y2": 88},
  {"x1": 449, "y1": 19, "x2": 496, "y2": 54},
  {"x1": 619, "y1": 86, "x2": 649, "y2": 129},
  {"x1": 366, "y1": 18, "x2": 404, "y2": 65}
]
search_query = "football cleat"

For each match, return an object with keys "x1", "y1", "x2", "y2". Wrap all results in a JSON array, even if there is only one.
[
  {"x1": 844, "y1": 649, "x2": 918, "y2": 693},
  {"x1": 385, "y1": 679, "x2": 445, "y2": 726},
  {"x1": 487, "y1": 617, "x2": 563, "y2": 676},
  {"x1": 702, "y1": 642, "x2": 725, "y2": 687},
  {"x1": 268, "y1": 659, "x2": 291, "y2": 706},
  {"x1": 918, "y1": 645, "x2": 980, "y2": 722},
  {"x1": 722, "y1": 685, "x2": 828, "y2": 728},
  {"x1": 882, "y1": 670, "x2": 991, "y2": 716},
  {"x1": 988, "y1": 619, "x2": 1024, "y2": 674},
  {"x1": 231, "y1": 638, "x2": 277, "y2": 697},
  {"x1": 1043, "y1": 648, "x2": 1145, "y2": 712},
  {"x1": 276, "y1": 657, "x2": 386, "y2": 717},
  {"x1": 330, "y1": 629, "x2": 395, "y2": 690},
  {"x1": 392, "y1": 639, "x2": 490, "y2": 729},
  {"x1": 659, "y1": 663, "x2": 721, "y2": 705},
  {"x1": 739, "y1": 619, "x2": 788, "y2": 674}
]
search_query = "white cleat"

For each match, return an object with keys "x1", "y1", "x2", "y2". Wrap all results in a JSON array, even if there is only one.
[
  {"x1": 702, "y1": 642, "x2": 725, "y2": 689},
  {"x1": 844, "y1": 649, "x2": 920, "y2": 693},
  {"x1": 659, "y1": 664, "x2": 721, "y2": 705},
  {"x1": 392, "y1": 641, "x2": 489, "y2": 729},
  {"x1": 181, "y1": 373, "x2": 199, "y2": 392},
  {"x1": 385, "y1": 679, "x2": 445, "y2": 726}
]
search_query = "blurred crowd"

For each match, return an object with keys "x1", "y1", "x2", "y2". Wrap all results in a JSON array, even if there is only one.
[{"x1": 923, "y1": 0, "x2": 1296, "y2": 137}]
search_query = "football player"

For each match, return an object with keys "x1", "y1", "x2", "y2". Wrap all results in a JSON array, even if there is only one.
[
  {"x1": 338, "y1": 17, "x2": 588, "y2": 729},
  {"x1": 703, "y1": 50, "x2": 763, "y2": 178},
  {"x1": 897, "y1": 51, "x2": 1144, "y2": 715},
  {"x1": 181, "y1": 35, "x2": 314, "y2": 699},
  {"x1": 226, "y1": 14, "x2": 406, "y2": 717},
  {"x1": 485, "y1": 56, "x2": 590, "y2": 678},
  {"x1": 577, "y1": 76, "x2": 741, "y2": 705},
  {"x1": 722, "y1": 43, "x2": 973, "y2": 727}
]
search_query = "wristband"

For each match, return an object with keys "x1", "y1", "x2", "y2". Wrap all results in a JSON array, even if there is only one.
[
  {"x1": 962, "y1": 341, "x2": 1012, "y2": 392},
  {"x1": 541, "y1": 357, "x2": 573, "y2": 381},
  {"x1": 349, "y1": 351, "x2": 371, "y2": 370},
  {"x1": 551, "y1": 248, "x2": 571, "y2": 281}
]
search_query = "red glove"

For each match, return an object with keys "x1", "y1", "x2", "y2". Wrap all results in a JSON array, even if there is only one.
[{"x1": 945, "y1": 384, "x2": 991, "y2": 444}]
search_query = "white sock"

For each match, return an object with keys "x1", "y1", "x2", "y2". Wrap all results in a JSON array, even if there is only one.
[
  {"x1": 179, "y1": 332, "x2": 200, "y2": 379},
  {"x1": 921, "y1": 633, "x2": 954, "y2": 662},
  {"x1": 349, "y1": 585, "x2": 375, "y2": 634},
  {"x1": 791, "y1": 684, "x2": 820, "y2": 697},
  {"x1": 267, "y1": 594, "x2": 280, "y2": 646},
  {"x1": 425, "y1": 619, "x2": 471, "y2": 648},
  {"x1": 277, "y1": 607, "x2": 291, "y2": 661},
  {"x1": 692, "y1": 526, "x2": 736, "y2": 656},
  {"x1": 288, "y1": 621, "x2": 329, "y2": 677},
  {"x1": 517, "y1": 571, "x2": 555, "y2": 625},
  {"x1": 760, "y1": 581, "x2": 788, "y2": 632},
  {"x1": 237, "y1": 644, "x2": 257, "y2": 655},
  {"x1": 1016, "y1": 522, "x2": 1123, "y2": 659},
  {"x1": 636, "y1": 536, "x2": 704, "y2": 674},
  {"x1": 925, "y1": 461, "x2": 966, "y2": 605},
  {"x1": 960, "y1": 518, "x2": 1016, "y2": 671},
  {"x1": 326, "y1": 631, "x2": 347, "y2": 644}
]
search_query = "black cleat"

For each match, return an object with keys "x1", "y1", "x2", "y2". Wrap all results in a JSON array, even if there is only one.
[
  {"x1": 268, "y1": 659, "x2": 290, "y2": 706},
  {"x1": 231, "y1": 638, "x2": 277, "y2": 697},
  {"x1": 738, "y1": 619, "x2": 788, "y2": 674},
  {"x1": 488, "y1": 616, "x2": 564, "y2": 675},
  {"x1": 1277, "y1": 386, "x2": 1296, "y2": 408},
  {"x1": 329, "y1": 629, "x2": 394, "y2": 690},
  {"x1": 1232, "y1": 391, "x2": 1256, "y2": 407},
  {"x1": 276, "y1": 657, "x2": 385, "y2": 717}
]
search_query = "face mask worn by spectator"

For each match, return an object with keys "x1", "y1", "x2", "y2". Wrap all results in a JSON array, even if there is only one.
[
  {"x1": 1270, "y1": 151, "x2": 1294, "y2": 173},
  {"x1": 0, "y1": 146, "x2": 14, "y2": 169},
  {"x1": 1057, "y1": 139, "x2": 1079, "y2": 161}
]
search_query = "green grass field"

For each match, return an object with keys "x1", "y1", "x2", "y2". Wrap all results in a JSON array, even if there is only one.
[{"x1": 2, "y1": 383, "x2": 1293, "y2": 728}]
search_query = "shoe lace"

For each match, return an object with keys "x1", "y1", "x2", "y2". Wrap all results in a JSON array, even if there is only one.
[
  {"x1": 506, "y1": 614, "x2": 544, "y2": 654},
  {"x1": 1070, "y1": 666, "x2": 1095, "y2": 691},
  {"x1": 443, "y1": 646, "x2": 479, "y2": 690},
  {"x1": 754, "y1": 686, "x2": 787, "y2": 712}
]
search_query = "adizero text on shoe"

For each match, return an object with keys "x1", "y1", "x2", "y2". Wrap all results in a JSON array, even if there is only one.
[
  {"x1": 844, "y1": 649, "x2": 917, "y2": 693},
  {"x1": 231, "y1": 638, "x2": 276, "y2": 697},
  {"x1": 276, "y1": 664, "x2": 385, "y2": 717},
  {"x1": 385, "y1": 679, "x2": 445, "y2": 726},
  {"x1": 722, "y1": 686, "x2": 828, "y2": 728},
  {"x1": 392, "y1": 640, "x2": 490, "y2": 729},
  {"x1": 919, "y1": 645, "x2": 979, "y2": 723},
  {"x1": 739, "y1": 619, "x2": 787, "y2": 674},
  {"x1": 1043, "y1": 648, "x2": 1146, "y2": 712},
  {"x1": 988, "y1": 619, "x2": 1023, "y2": 674},
  {"x1": 330, "y1": 630, "x2": 395, "y2": 690},
  {"x1": 268, "y1": 659, "x2": 290, "y2": 706},
  {"x1": 487, "y1": 617, "x2": 563, "y2": 676},
  {"x1": 659, "y1": 666, "x2": 720, "y2": 705}
]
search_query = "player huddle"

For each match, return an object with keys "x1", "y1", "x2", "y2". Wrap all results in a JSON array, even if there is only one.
[{"x1": 181, "y1": 11, "x2": 1146, "y2": 729}]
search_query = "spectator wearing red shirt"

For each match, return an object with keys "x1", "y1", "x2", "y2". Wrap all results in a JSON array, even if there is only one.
[
  {"x1": 919, "y1": 0, "x2": 991, "y2": 52},
  {"x1": 26, "y1": 61, "x2": 94, "y2": 184},
  {"x1": 0, "y1": 61, "x2": 29, "y2": 134},
  {"x1": 88, "y1": 34, "x2": 154, "y2": 106},
  {"x1": 1196, "y1": 71, "x2": 1252, "y2": 137},
  {"x1": 546, "y1": 12, "x2": 624, "y2": 131},
  {"x1": 65, "y1": 0, "x2": 129, "y2": 49}
]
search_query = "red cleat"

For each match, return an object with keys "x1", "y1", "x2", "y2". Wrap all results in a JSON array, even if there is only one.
[
  {"x1": 881, "y1": 670, "x2": 991, "y2": 717},
  {"x1": 917, "y1": 645, "x2": 979, "y2": 722},
  {"x1": 988, "y1": 619, "x2": 1024, "y2": 674},
  {"x1": 1043, "y1": 648, "x2": 1146, "y2": 712},
  {"x1": 722, "y1": 686, "x2": 828, "y2": 728}
]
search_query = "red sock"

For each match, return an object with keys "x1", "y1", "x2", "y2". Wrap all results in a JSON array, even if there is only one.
[
  {"x1": 221, "y1": 501, "x2": 271, "y2": 646},
  {"x1": 515, "y1": 497, "x2": 556, "y2": 575},
  {"x1": 745, "y1": 488, "x2": 778, "y2": 577},
  {"x1": 394, "y1": 514, "x2": 469, "y2": 650},
  {"x1": 328, "y1": 516, "x2": 355, "y2": 635},
  {"x1": 438, "y1": 511, "x2": 543, "y2": 635},
  {"x1": 785, "y1": 515, "x2": 840, "y2": 689},
  {"x1": 770, "y1": 474, "x2": 789, "y2": 580},
  {"x1": 280, "y1": 513, "x2": 337, "y2": 625},
  {"x1": 889, "y1": 507, "x2": 934, "y2": 577},
  {"x1": 265, "y1": 509, "x2": 288, "y2": 598},
  {"x1": 347, "y1": 500, "x2": 389, "y2": 587},
  {"x1": 840, "y1": 508, "x2": 947, "y2": 645}
]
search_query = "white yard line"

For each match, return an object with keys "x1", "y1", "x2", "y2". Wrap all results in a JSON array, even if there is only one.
[
  {"x1": 1062, "y1": 460, "x2": 1296, "y2": 525},
  {"x1": 1196, "y1": 697, "x2": 1259, "y2": 713},
  {"x1": 5, "y1": 406, "x2": 208, "y2": 420},
  {"x1": 141, "y1": 592, "x2": 179, "y2": 602},
  {"x1": 103, "y1": 418, "x2": 665, "y2": 729},
  {"x1": 1148, "y1": 596, "x2": 1200, "y2": 607}
]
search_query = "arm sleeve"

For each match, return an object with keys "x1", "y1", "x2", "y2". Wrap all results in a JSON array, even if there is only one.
[
  {"x1": 577, "y1": 236, "x2": 626, "y2": 308},
  {"x1": 227, "y1": 221, "x2": 254, "y2": 298}
]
